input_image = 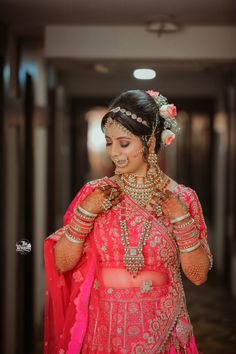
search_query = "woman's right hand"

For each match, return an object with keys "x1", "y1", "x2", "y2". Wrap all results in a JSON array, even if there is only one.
[{"x1": 78, "y1": 185, "x2": 123, "y2": 215}]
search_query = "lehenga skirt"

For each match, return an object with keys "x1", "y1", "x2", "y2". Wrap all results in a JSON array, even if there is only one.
[{"x1": 81, "y1": 282, "x2": 198, "y2": 354}]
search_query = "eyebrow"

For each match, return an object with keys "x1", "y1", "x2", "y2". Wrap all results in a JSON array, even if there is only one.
[{"x1": 105, "y1": 135, "x2": 131, "y2": 140}]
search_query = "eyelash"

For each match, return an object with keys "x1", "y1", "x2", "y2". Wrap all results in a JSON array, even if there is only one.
[{"x1": 106, "y1": 143, "x2": 130, "y2": 148}]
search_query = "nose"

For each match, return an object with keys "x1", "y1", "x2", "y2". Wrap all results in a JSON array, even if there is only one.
[{"x1": 110, "y1": 142, "x2": 121, "y2": 157}]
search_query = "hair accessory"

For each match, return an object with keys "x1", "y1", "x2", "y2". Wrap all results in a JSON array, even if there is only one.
[
  {"x1": 145, "y1": 90, "x2": 178, "y2": 147},
  {"x1": 103, "y1": 117, "x2": 133, "y2": 136},
  {"x1": 161, "y1": 129, "x2": 176, "y2": 146},
  {"x1": 110, "y1": 106, "x2": 149, "y2": 127}
]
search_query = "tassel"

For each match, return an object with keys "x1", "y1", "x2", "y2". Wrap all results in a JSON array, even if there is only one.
[{"x1": 187, "y1": 336, "x2": 199, "y2": 354}]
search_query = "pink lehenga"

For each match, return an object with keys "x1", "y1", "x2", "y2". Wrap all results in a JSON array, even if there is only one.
[{"x1": 44, "y1": 177, "x2": 212, "y2": 354}]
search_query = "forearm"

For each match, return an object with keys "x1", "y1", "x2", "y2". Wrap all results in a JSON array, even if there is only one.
[
  {"x1": 173, "y1": 216, "x2": 209, "y2": 285},
  {"x1": 54, "y1": 205, "x2": 97, "y2": 273},
  {"x1": 54, "y1": 234, "x2": 85, "y2": 273},
  {"x1": 179, "y1": 245, "x2": 209, "y2": 285}
]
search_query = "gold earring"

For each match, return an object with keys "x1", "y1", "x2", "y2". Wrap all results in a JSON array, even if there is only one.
[{"x1": 147, "y1": 136, "x2": 158, "y2": 176}]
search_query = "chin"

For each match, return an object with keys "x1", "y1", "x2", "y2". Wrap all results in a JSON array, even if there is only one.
[{"x1": 115, "y1": 166, "x2": 130, "y2": 174}]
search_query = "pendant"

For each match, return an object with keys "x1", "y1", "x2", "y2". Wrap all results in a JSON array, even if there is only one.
[{"x1": 123, "y1": 246, "x2": 145, "y2": 277}]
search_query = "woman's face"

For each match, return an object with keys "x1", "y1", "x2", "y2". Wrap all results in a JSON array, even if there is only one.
[{"x1": 104, "y1": 120, "x2": 148, "y2": 176}]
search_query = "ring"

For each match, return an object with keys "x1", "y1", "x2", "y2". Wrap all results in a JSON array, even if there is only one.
[
  {"x1": 154, "y1": 203, "x2": 163, "y2": 216},
  {"x1": 102, "y1": 198, "x2": 112, "y2": 211},
  {"x1": 100, "y1": 185, "x2": 108, "y2": 191},
  {"x1": 108, "y1": 188, "x2": 116, "y2": 200}
]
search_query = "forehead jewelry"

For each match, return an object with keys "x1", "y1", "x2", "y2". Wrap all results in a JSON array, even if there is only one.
[
  {"x1": 110, "y1": 106, "x2": 149, "y2": 127},
  {"x1": 103, "y1": 117, "x2": 133, "y2": 136}
]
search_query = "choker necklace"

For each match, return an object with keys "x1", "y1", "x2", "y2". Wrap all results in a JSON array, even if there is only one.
[{"x1": 115, "y1": 166, "x2": 169, "y2": 207}]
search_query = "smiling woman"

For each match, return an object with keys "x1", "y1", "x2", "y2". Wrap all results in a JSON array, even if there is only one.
[{"x1": 44, "y1": 89, "x2": 213, "y2": 354}]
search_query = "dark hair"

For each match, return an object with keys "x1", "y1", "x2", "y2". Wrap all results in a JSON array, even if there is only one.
[{"x1": 101, "y1": 90, "x2": 167, "y2": 156}]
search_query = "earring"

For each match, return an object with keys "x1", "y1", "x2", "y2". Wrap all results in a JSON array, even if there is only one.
[
  {"x1": 147, "y1": 151, "x2": 158, "y2": 175},
  {"x1": 147, "y1": 136, "x2": 158, "y2": 177}
]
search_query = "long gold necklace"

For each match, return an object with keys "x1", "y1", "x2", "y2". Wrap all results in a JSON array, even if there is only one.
[
  {"x1": 115, "y1": 168, "x2": 170, "y2": 276},
  {"x1": 119, "y1": 206, "x2": 152, "y2": 278}
]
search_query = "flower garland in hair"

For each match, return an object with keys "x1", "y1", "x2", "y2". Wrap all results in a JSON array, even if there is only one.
[{"x1": 146, "y1": 90, "x2": 178, "y2": 146}]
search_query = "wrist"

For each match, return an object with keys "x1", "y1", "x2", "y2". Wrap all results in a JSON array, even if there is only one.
[
  {"x1": 174, "y1": 216, "x2": 192, "y2": 226},
  {"x1": 171, "y1": 212, "x2": 190, "y2": 224},
  {"x1": 76, "y1": 204, "x2": 98, "y2": 218}
]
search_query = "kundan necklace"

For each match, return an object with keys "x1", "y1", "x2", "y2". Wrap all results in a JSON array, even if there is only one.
[
  {"x1": 115, "y1": 166, "x2": 170, "y2": 208},
  {"x1": 119, "y1": 206, "x2": 152, "y2": 277}
]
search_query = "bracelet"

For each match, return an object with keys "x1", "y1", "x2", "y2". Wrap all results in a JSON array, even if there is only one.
[
  {"x1": 67, "y1": 227, "x2": 89, "y2": 238},
  {"x1": 171, "y1": 213, "x2": 190, "y2": 224},
  {"x1": 74, "y1": 209, "x2": 96, "y2": 222},
  {"x1": 174, "y1": 228, "x2": 198, "y2": 239},
  {"x1": 173, "y1": 225, "x2": 196, "y2": 235},
  {"x1": 78, "y1": 205, "x2": 98, "y2": 218},
  {"x1": 70, "y1": 217, "x2": 94, "y2": 229},
  {"x1": 173, "y1": 218, "x2": 194, "y2": 229},
  {"x1": 72, "y1": 216, "x2": 94, "y2": 226},
  {"x1": 179, "y1": 241, "x2": 201, "y2": 253},
  {"x1": 65, "y1": 232, "x2": 85, "y2": 244}
]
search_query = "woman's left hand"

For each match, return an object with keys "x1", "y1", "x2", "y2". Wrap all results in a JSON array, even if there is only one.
[{"x1": 147, "y1": 189, "x2": 188, "y2": 219}]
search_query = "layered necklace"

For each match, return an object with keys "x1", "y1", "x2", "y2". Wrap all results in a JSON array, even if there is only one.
[
  {"x1": 115, "y1": 165, "x2": 170, "y2": 208},
  {"x1": 115, "y1": 167, "x2": 170, "y2": 277}
]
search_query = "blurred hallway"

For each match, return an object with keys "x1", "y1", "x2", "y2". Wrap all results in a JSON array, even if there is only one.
[
  {"x1": 1, "y1": 1, "x2": 236, "y2": 353},
  {"x1": 184, "y1": 272, "x2": 236, "y2": 354}
]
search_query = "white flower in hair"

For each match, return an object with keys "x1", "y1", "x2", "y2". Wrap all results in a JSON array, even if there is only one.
[
  {"x1": 161, "y1": 129, "x2": 176, "y2": 146},
  {"x1": 159, "y1": 104, "x2": 177, "y2": 119}
]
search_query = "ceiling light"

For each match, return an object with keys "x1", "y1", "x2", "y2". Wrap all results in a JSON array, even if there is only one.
[
  {"x1": 133, "y1": 69, "x2": 156, "y2": 80},
  {"x1": 94, "y1": 63, "x2": 110, "y2": 74}
]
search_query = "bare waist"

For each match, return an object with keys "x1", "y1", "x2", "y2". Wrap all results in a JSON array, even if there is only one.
[{"x1": 100, "y1": 267, "x2": 169, "y2": 288}]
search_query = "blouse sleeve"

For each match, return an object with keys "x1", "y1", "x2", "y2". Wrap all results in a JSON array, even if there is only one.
[
  {"x1": 180, "y1": 187, "x2": 213, "y2": 270},
  {"x1": 45, "y1": 182, "x2": 92, "y2": 245}
]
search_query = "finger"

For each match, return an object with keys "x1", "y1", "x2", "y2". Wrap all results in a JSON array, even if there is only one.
[
  {"x1": 104, "y1": 188, "x2": 120, "y2": 199},
  {"x1": 165, "y1": 189, "x2": 173, "y2": 196},
  {"x1": 111, "y1": 195, "x2": 123, "y2": 205},
  {"x1": 99, "y1": 185, "x2": 112, "y2": 192}
]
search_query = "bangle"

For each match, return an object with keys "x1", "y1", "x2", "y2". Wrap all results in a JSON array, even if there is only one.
[
  {"x1": 67, "y1": 227, "x2": 89, "y2": 238},
  {"x1": 74, "y1": 209, "x2": 96, "y2": 222},
  {"x1": 179, "y1": 241, "x2": 201, "y2": 253},
  {"x1": 78, "y1": 205, "x2": 97, "y2": 218},
  {"x1": 173, "y1": 218, "x2": 194, "y2": 229},
  {"x1": 173, "y1": 225, "x2": 196, "y2": 235},
  {"x1": 171, "y1": 213, "x2": 190, "y2": 224},
  {"x1": 65, "y1": 232, "x2": 85, "y2": 244}
]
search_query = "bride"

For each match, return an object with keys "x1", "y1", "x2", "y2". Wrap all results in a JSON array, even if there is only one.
[{"x1": 44, "y1": 89, "x2": 213, "y2": 354}]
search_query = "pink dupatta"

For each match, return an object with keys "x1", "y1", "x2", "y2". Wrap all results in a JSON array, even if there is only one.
[{"x1": 44, "y1": 180, "x2": 113, "y2": 354}]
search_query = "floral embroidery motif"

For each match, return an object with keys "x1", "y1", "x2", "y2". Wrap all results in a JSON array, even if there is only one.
[
  {"x1": 78, "y1": 181, "x2": 211, "y2": 353},
  {"x1": 175, "y1": 317, "x2": 193, "y2": 346},
  {"x1": 140, "y1": 279, "x2": 153, "y2": 293}
]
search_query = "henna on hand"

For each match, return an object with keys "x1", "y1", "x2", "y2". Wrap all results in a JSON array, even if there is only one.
[
  {"x1": 79, "y1": 185, "x2": 122, "y2": 215},
  {"x1": 180, "y1": 246, "x2": 210, "y2": 285},
  {"x1": 54, "y1": 234, "x2": 84, "y2": 273}
]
